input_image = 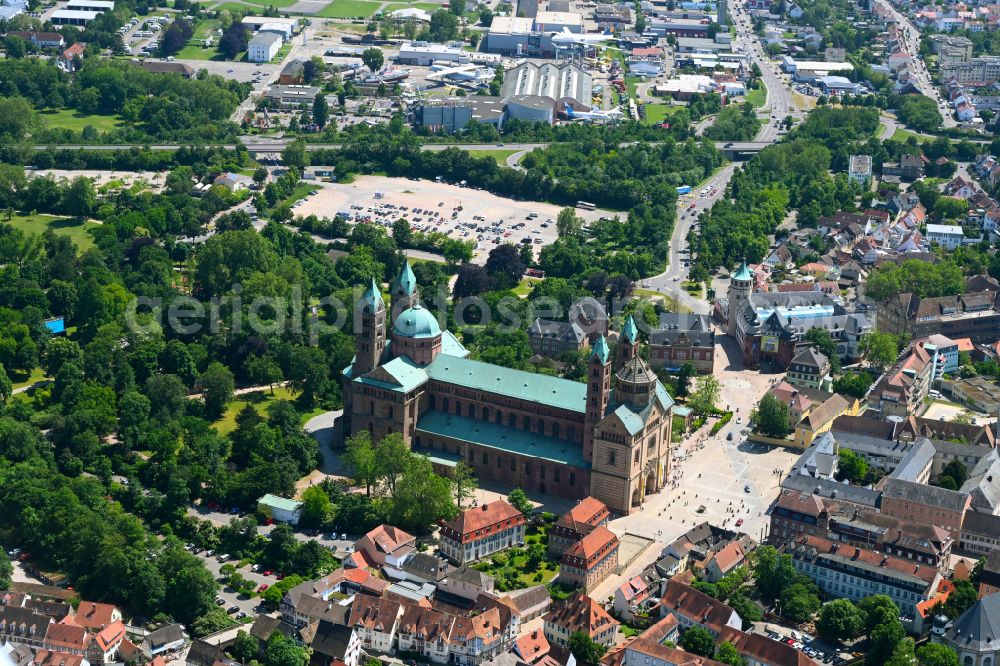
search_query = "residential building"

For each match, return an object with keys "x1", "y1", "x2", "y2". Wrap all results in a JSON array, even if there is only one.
[
  {"x1": 265, "y1": 85, "x2": 321, "y2": 108},
  {"x1": 866, "y1": 343, "x2": 933, "y2": 419},
  {"x1": 513, "y1": 629, "x2": 550, "y2": 664},
  {"x1": 257, "y1": 494, "x2": 303, "y2": 525},
  {"x1": 649, "y1": 313, "x2": 716, "y2": 374},
  {"x1": 717, "y1": 627, "x2": 818, "y2": 666},
  {"x1": 657, "y1": 580, "x2": 742, "y2": 635},
  {"x1": 934, "y1": 594, "x2": 1000, "y2": 666},
  {"x1": 548, "y1": 497, "x2": 610, "y2": 557},
  {"x1": 793, "y1": 394, "x2": 853, "y2": 449},
  {"x1": 7, "y1": 31, "x2": 64, "y2": 48},
  {"x1": 248, "y1": 31, "x2": 282, "y2": 63},
  {"x1": 343, "y1": 265, "x2": 674, "y2": 516},
  {"x1": 786, "y1": 348, "x2": 831, "y2": 391},
  {"x1": 621, "y1": 621, "x2": 724, "y2": 666},
  {"x1": 879, "y1": 478, "x2": 971, "y2": 541},
  {"x1": 438, "y1": 500, "x2": 527, "y2": 564},
  {"x1": 882, "y1": 154, "x2": 924, "y2": 181},
  {"x1": 438, "y1": 565, "x2": 494, "y2": 602},
  {"x1": 346, "y1": 596, "x2": 402, "y2": 656},
  {"x1": 768, "y1": 491, "x2": 830, "y2": 543},
  {"x1": 559, "y1": 525, "x2": 620, "y2": 592},
  {"x1": 785, "y1": 534, "x2": 940, "y2": 619},
  {"x1": 356, "y1": 525, "x2": 416, "y2": 568},
  {"x1": 703, "y1": 541, "x2": 746, "y2": 583},
  {"x1": 941, "y1": 56, "x2": 1000, "y2": 84},
  {"x1": 977, "y1": 551, "x2": 1000, "y2": 597},
  {"x1": 72, "y1": 604, "x2": 120, "y2": 633},
  {"x1": 527, "y1": 318, "x2": 588, "y2": 358},
  {"x1": 543, "y1": 594, "x2": 619, "y2": 648},
  {"x1": 926, "y1": 224, "x2": 968, "y2": 250},
  {"x1": 613, "y1": 571, "x2": 659, "y2": 621}
]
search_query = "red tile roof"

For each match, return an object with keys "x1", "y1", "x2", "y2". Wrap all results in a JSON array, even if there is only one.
[
  {"x1": 562, "y1": 526, "x2": 619, "y2": 567},
  {"x1": 44, "y1": 621, "x2": 91, "y2": 651},
  {"x1": 515, "y1": 629, "x2": 551, "y2": 663},
  {"x1": 543, "y1": 594, "x2": 618, "y2": 639},
  {"x1": 441, "y1": 500, "x2": 526, "y2": 542},
  {"x1": 709, "y1": 541, "x2": 746, "y2": 574},
  {"x1": 74, "y1": 602, "x2": 118, "y2": 631},
  {"x1": 34, "y1": 651, "x2": 86, "y2": 666}
]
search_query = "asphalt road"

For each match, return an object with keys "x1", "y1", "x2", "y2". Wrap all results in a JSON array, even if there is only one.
[{"x1": 876, "y1": 0, "x2": 955, "y2": 128}]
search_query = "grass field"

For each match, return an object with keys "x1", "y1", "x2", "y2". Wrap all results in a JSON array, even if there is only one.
[
  {"x1": 40, "y1": 109, "x2": 122, "y2": 133},
  {"x1": 513, "y1": 276, "x2": 542, "y2": 297},
  {"x1": 890, "y1": 127, "x2": 932, "y2": 144},
  {"x1": 318, "y1": 0, "x2": 383, "y2": 18},
  {"x1": 8, "y1": 213, "x2": 100, "y2": 252},
  {"x1": 746, "y1": 81, "x2": 766, "y2": 108},
  {"x1": 271, "y1": 42, "x2": 293, "y2": 63},
  {"x1": 470, "y1": 148, "x2": 517, "y2": 165},
  {"x1": 643, "y1": 103, "x2": 682, "y2": 126},
  {"x1": 212, "y1": 386, "x2": 324, "y2": 435},
  {"x1": 10, "y1": 367, "x2": 50, "y2": 391}
]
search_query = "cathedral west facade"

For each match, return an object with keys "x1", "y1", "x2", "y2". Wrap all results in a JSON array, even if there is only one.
[{"x1": 341, "y1": 262, "x2": 674, "y2": 515}]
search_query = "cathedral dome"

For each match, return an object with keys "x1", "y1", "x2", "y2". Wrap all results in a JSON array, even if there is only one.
[{"x1": 392, "y1": 304, "x2": 441, "y2": 339}]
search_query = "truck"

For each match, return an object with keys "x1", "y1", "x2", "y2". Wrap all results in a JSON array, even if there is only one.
[{"x1": 675, "y1": 185, "x2": 692, "y2": 195}]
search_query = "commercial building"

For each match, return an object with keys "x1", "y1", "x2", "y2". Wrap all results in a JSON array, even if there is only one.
[
  {"x1": 946, "y1": 375, "x2": 1000, "y2": 413},
  {"x1": 248, "y1": 32, "x2": 282, "y2": 63},
  {"x1": 342, "y1": 266, "x2": 674, "y2": 516},
  {"x1": 786, "y1": 348, "x2": 831, "y2": 391},
  {"x1": 649, "y1": 313, "x2": 716, "y2": 374},
  {"x1": 819, "y1": 76, "x2": 863, "y2": 94},
  {"x1": 533, "y1": 10, "x2": 583, "y2": 32},
  {"x1": 920, "y1": 334, "x2": 959, "y2": 381},
  {"x1": 397, "y1": 41, "x2": 468, "y2": 65},
  {"x1": 878, "y1": 276, "x2": 1000, "y2": 344},
  {"x1": 265, "y1": 85, "x2": 319, "y2": 110},
  {"x1": 548, "y1": 497, "x2": 611, "y2": 556},
  {"x1": 780, "y1": 56, "x2": 854, "y2": 76},
  {"x1": 415, "y1": 96, "x2": 506, "y2": 132},
  {"x1": 654, "y1": 74, "x2": 717, "y2": 100},
  {"x1": 241, "y1": 16, "x2": 297, "y2": 32},
  {"x1": 134, "y1": 60, "x2": 195, "y2": 77},
  {"x1": 880, "y1": 478, "x2": 970, "y2": 541},
  {"x1": 501, "y1": 61, "x2": 593, "y2": 107},
  {"x1": 506, "y1": 95, "x2": 556, "y2": 123},
  {"x1": 63, "y1": 0, "x2": 112, "y2": 10},
  {"x1": 257, "y1": 494, "x2": 303, "y2": 525},
  {"x1": 648, "y1": 18, "x2": 710, "y2": 38},
  {"x1": 486, "y1": 16, "x2": 544, "y2": 56},
  {"x1": 594, "y1": 3, "x2": 632, "y2": 25},
  {"x1": 785, "y1": 534, "x2": 940, "y2": 619},
  {"x1": 438, "y1": 500, "x2": 527, "y2": 564},
  {"x1": 930, "y1": 34, "x2": 974, "y2": 63},
  {"x1": 258, "y1": 21, "x2": 293, "y2": 40}
]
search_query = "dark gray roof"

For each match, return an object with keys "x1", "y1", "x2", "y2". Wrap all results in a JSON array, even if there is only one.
[
  {"x1": 310, "y1": 620, "x2": 354, "y2": 659},
  {"x1": 249, "y1": 615, "x2": 298, "y2": 642},
  {"x1": 790, "y1": 347, "x2": 828, "y2": 370},
  {"x1": 781, "y1": 470, "x2": 881, "y2": 507},
  {"x1": 959, "y1": 509, "x2": 1000, "y2": 537},
  {"x1": 399, "y1": 552, "x2": 448, "y2": 581},
  {"x1": 445, "y1": 563, "x2": 493, "y2": 587},
  {"x1": 944, "y1": 594, "x2": 1000, "y2": 652},
  {"x1": 143, "y1": 623, "x2": 186, "y2": 650},
  {"x1": 960, "y1": 449, "x2": 1000, "y2": 513},
  {"x1": 186, "y1": 639, "x2": 224, "y2": 666},
  {"x1": 882, "y1": 478, "x2": 969, "y2": 512},
  {"x1": 651, "y1": 313, "x2": 715, "y2": 347},
  {"x1": 527, "y1": 318, "x2": 585, "y2": 344}
]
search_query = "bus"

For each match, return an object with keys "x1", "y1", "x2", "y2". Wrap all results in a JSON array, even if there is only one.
[{"x1": 576, "y1": 200, "x2": 596, "y2": 210}]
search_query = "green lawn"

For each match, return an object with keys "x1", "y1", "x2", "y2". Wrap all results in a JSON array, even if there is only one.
[
  {"x1": 318, "y1": 0, "x2": 383, "y2": 18},
  {"x1": 7, "y1": 213, "x2": 100, "y2": 252},
  {"x1": 271, "y1": 42, "x2": 293, "y2": 63},
  {"x1": 890, "y1": 127, "x2": 932, "y2": 144},
  {"x1": 643, "y1": 103, "x2": 682, "y2": 125},
  {"x1": 40, "y1": 109, "x2": 122, "y2": 133},
  {"x1": 470, "y1": 148, "x2": 518, "y2": 165},
  {"x1": 513, "y1": 276, "x2": 542, "y2": 297},
  {"x1": 746, "y1": 81, "x2": 766, "y2": 109},
  {"x1": 211, "y1": 386, "x2": 323, "y2": 435},
  {"x1": 10, "y1": 367, "x2": 51, "y2": 391}
]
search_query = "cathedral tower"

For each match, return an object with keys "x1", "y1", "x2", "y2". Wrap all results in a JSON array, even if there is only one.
[
  {"x1": 583, "y1": 335, "x2": 612, "y2": 463},
  {"x1": 355, "y1": 277, "x2": 386, "y2": 375}
]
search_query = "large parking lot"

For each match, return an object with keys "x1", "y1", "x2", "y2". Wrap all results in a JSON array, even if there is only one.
[{"x1": 294, "y1": 175, "x2": 614, "y2": 264}]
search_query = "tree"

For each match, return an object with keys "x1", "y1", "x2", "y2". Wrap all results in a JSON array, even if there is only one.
[
  {"x1": 449, "y1": 0, "x2": 465, "y2": 15},
  {"x1": 780, "y1": 582, "x2": 821, "y2": 622},
  {"x1": 478, "y1": 6, "x2": 493, "y2": 24},
  {"x1": 756, "y1": 393, "x2": 791, "y2": 438},
  {"x1": 568, "y1": 631, "x2": 607, "y2": 665},
  {"x1": 859, "y1": 332, "x2": 899, "y2": 371},
  {"x1": 804, "y1": 327, "x2": 837, "y2": 363},
  {"x1": 916, "y1": 644, "x2": 960, "y2": 666},
  {"x1": 940, "y1": 579, "x2": 978, "y2": 619},
  {"x1": 63, "y1": 176, "x2": 96, "y2": 218},
  {"x1": 312, "y1": 94, "x2": 329, "y2": 128},
  {"x1": 485, "y1": 244, "x2": 526, "y2": 289},
  {"x1": 556, "y1": 207, "x2": 582, "y2": 237},
  {"x1": 219, "y1": 23, "x2": 249, "y2": 60},
  {"x1": 0, "y1": 553, "x2": 11, "y2": 590},
  {"x1": 253, "y1": 166, "x2": 268, "y2": 188},
  {"x1": 0, "y1": 364, "x2": 11, "y2": 403},
  {"x1": 264, "y1": 632, "x2": 309, "y2": 666},
  {"x1": 689, "y1": 375, "x2": 721, "y2": 416},
  {"x1": 751, "y1": 545, "x2": 797, "y2": 600},
  {"x1": 817, "y1": 599, "x2": 864, "y2": 642},
  {"x1": 859, "y1": 595, "x2": 900, "y2": 632},
  {"x1": 282, "y1": 139, "x2": 308, "y2": 170},
  {"x1": 429, "y1": 9, "x2": 459, "y2": 41},
  {"x1": 836, "y1": 449, "x2": 870, "y2": 484},
  {"x1": 344, "y1": 431, "x2": 379, "y2": 496},
  {"x1": 300, "y1": 485, "x2": 333, "y2": 528},
  {"x1": 940, "y1": 459, "x2": 969, "y2": 488},
  {"x1": 715, "y1": 642, "x2": 746, "y2": 666},
  {"x1": 389, "y1": 453, "x2": 457, "y2": 533},
  {"x1": 453, "y1": 461, "x2": 477, "y2": 509},
  {"x1": 5, "y1": 35, "x2": 26, "y2": 59},
  {"x1": 885, "y1": 638, "x2": 916, "y2": 666},
  {"x1": 230, "y1": 630, "x2": 260, "y2": 663},
  {"x1": 676, "y1": 362, "x2": 695, "y2": 398},
  {"x1": 508, "y1": 488, "x2": 533, "y2": 517},
  {"x1": 680, "y1": 627, "x2": 716, "y2": 657},
  {"x1": 361, "y1": 47, "x2": 385, "y2": 73},
  {"x1": 200, "y1": 362, "x2": 235, "y2": 418},
  {"x1": 833, "y1": 372, "x2": 873, "y2": 399}
]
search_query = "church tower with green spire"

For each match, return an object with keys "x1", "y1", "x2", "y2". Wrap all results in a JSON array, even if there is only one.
[
  {"x1": 583, "y1": 334, "x2": 612, "y2": 463},
  {"x1": 355, "y1": 277, "x2": 386, "y2": 376},
  {"x1": 727, "y1": 260, "x2": 754, "y2": 338}
]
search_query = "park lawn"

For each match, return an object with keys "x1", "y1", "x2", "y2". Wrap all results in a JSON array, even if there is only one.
[
  {"x1": 643, "y1": 103, "x2": 682, "y2": 126},
  {"x1": 470, "y1": 148, "x2": 517, "y2": 165},
  {"x1": 271, "y1": 42, "x2": 293, "y2": 63},
  {"x1": 891, "y1": 127, "x2": 932, "y2": 144},
  {"x1": 40, "y1": 109, "x2": 122, "y2": 133},
  {"x1": 318, "y1": 0, "x2": 383, "y2": 18},
  {"x1": 9, "y1": 213, "x2": 100, "y2": 252},
  {"x1": 237, "y1": 0, "x2": 300, "y2": 7},
  {"x1": 746, "y1": 81, "x2": 766, "y2": 108},
  {"x1": 513, "y1": 277, "x2": 542, "y2": 297},
  {"x1": 10, "y1": 367, "x2": 51, "y2": 391},
  {"x1": 212, "y1": 385, "x2": 322, "y2": 435}
]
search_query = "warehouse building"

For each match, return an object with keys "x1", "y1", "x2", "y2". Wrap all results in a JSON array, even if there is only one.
[
  {"x1": 534, "y1": 9, "x2": 583, "y2": 32},
  {"x1": 50, "y1": 9, "x2": 99, "y2": 24},
  {"x1": 241, "y1": 16, "x2": 297, "y2": 31},
  {"x1": 648, "y1": 18, "x2": 710, "y2": 38},
  {"x1": 265, "y1": 84, "x2": 320, "y2": 108},
  {"x1": 416, "y1": 96, "x2": 506, "y2": 132},
  {"x1": 506, "y1": 94, "x2": 556, "y2": 122},
  {"x1": 501, "y1": 61, "x2": 592, "y2": 107},
  {"x1": 487, "y1": 16, "x2": 548, "y2": 55},
  {"x1": 64, "y1": 0, "x2": 113, "y2": 10},
  {"x1": 398, "y1": 41, "x2": 469, "y2": 65}
]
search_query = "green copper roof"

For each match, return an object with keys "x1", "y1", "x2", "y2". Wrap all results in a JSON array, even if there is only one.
[
  {"x1": 415, "y1": 411, "x2": 588, "y2": 468},
  {"x1": 591, "y1": 335, "x2": 610, "y2": 365},
  {"x1": 393, "y1": 305, "x2": 441, "y2": 339},
  {"x1": 393, "y1": 260, "x2": 417, "y2": 296},
  {"x1": 440, "y1": 330, "x2": 470, "y2": 358},
  {"x1": 622, "y1": 315, "x2": 639, "y2": 344},
  {"x1": 426, "y1": 355, "x2": 587, "y2": 413},
  {"x1": 733, "y1": 260, "x2": 753, "y2": 281},
  {"x1": 356, "y1": 356, "x2": 429, "y2": 393},
  {"x1": 361, "y1": 277, "x2": 385, "y2": 311},
  {"x1": 258, "y1": 493, "x2": 303, "y2": 512}
]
